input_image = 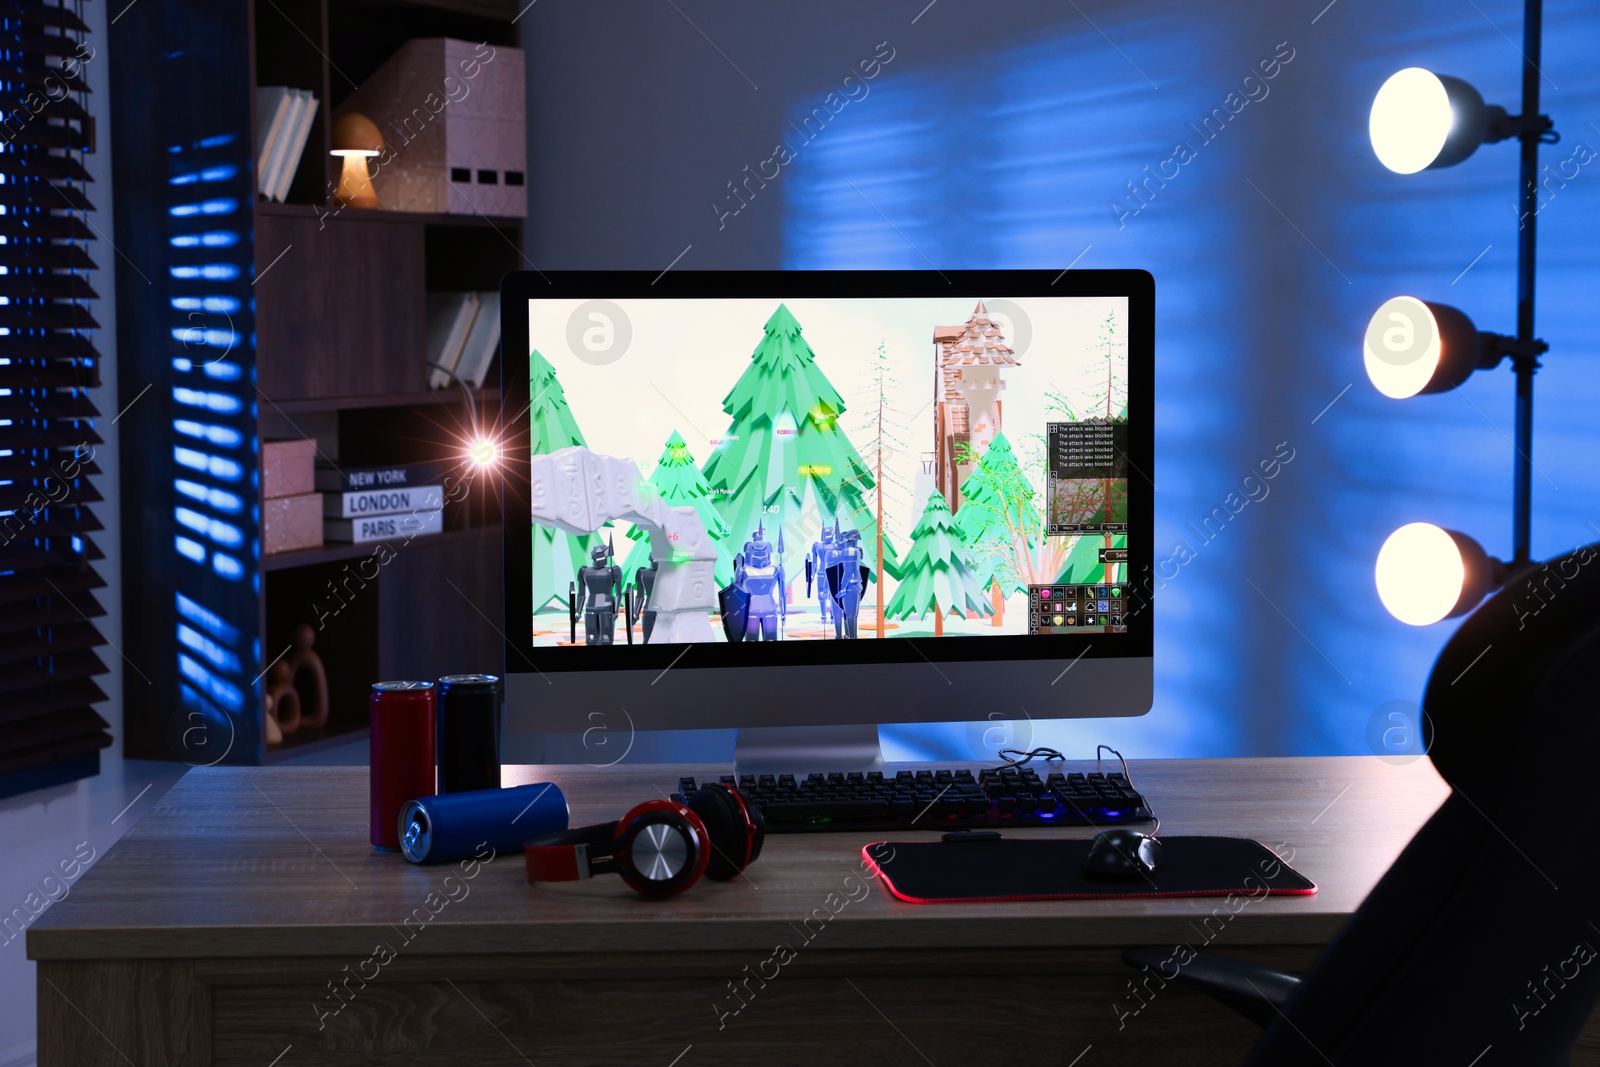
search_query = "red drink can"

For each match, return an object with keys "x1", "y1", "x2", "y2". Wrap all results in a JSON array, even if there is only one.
[{"x1": 370, "y1": 681, "x2": 437, "y2": 850}]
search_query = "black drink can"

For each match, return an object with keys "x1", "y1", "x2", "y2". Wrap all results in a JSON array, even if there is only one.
[{"x1": 436, "y1": 673, "x2": 502, "y2": 794}]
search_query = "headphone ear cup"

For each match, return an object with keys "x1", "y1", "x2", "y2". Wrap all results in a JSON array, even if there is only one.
[
  {"x1": 745, "y1": 792, "x2": 766, "y2": 865},
  {"x1": 684, "y1": 785, "x2": 745, "y2": 880}
]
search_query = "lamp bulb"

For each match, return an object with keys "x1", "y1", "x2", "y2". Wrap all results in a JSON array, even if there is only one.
[
  {"x1": 1370, "y1": 68, "x2": 1454, "y2": 175},
  {"x1": 1376, "y1": 523, "x2": 1501, "y2": 625}
]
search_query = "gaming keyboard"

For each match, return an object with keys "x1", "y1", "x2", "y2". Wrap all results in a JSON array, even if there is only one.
[{"x1": 676, "y1": 765, "x2": 1155, "y2": 833}]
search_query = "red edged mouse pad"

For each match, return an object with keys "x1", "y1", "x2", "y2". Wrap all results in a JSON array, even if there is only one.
[{"x1": 862, "y1": 837, "x2": 1315, "y2": 903}]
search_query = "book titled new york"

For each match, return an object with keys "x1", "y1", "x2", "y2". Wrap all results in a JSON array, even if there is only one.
[
  {"x1": 324, "y1": 485, "x2": 444, "y2": 519},
  {"x1": 324, "y1": 509, "x2": 445, "y2": 544},
  {"x1": 314, "y1": 460, "x2": 453, "y2": 493}
]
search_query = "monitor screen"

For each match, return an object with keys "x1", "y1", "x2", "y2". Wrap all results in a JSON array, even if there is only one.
[{"x1": 501, "y1": 271, "x2": 1152, "y2": 737}]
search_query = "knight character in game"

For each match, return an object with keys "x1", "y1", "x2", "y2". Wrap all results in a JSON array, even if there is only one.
[
  {"x1": 574, "y1": 536, "x2": 623, "y2": 645},
  {"x1": 720, "y1": 522, "x2": 786, "y2": 642},
  {"x1": 632, "y1": 558, "x2": 659, "y2": 644},
  {"x1": 805, "y1": 524, "x2": 836, "y2": 628},
  {"x1": 824, "y1": 522, "x2": 867, "y2": 640}
]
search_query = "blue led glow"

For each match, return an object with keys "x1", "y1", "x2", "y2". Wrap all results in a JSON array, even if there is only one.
[
  {"x1": 172, "y1": 387, "x2": 242, "y2": 414},
  {"x1": 176, "y1": 592, "x2": 241, "y2": 644},
  {"x1": 212, "y1": 552, "x2": 244, "y2": 579},
  {"x1": 176, "y1": 479, "x2": 245, "y2": 513},
  {"x1": 176, "y1": 507, "x2": 243, "y2": 548},
  {"x1": 178, "y1": 623, "x2": 242, "y2": 672},
  {"x1": 171, "y1": 357, "x2": 193, "y2": 372},
  {"x1": 203, "y1": 362, "x2": 242, "y2": 381},
  {"x1": 175, "y1": 535, "x2": 206, "y2": 562},
  {"x1": 173, "y1": 446, "x2": 243, "y2": 481},
  {"x1": 167, "y1": 199, "x2": 237, "y2": 218},
  {"x1": 169, "y1": 326, "x2": 241, "y2": 346},
  {"x1": 174, "y1": 421, "x2": 243, "y2": 447},
  {"x1": 178, "y1": 651, "x2": 244, "y2": 712},
  {"x1": 169, "y1": 231, "x2": 239, "y2": 250},
  {"x1": 169, "y1": 264, "x2": 240, "y2": 281}
]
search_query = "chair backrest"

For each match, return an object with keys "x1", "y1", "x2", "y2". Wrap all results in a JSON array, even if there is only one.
[{"x1": 1245, "y1": 543, "x2": 1600, "y2": 1066}]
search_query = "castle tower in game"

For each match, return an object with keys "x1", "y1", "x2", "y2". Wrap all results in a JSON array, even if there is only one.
[{"x1": 933, "y1": 301, "x2": 1020, "y2": 513}]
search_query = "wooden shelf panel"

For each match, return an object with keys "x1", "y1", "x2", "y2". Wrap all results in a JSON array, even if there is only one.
[
  {"x1": 265, "y1": 387, "x2": 500, "y2": 415},
  {"x1": 328, "y1": 0, "x2": 521, "y2": 26},
  {"x1": 264, "y1": 725, "x2": 369, "y2": 762},
  {"x1": 262, "y1": 523, "x2": 503, "y2": 572},
  {"x1": 255, "y1": 200, "x2": 524, "y2": 230}
]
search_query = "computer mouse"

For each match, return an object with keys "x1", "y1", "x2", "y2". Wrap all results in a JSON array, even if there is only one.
[{"x1": 1082, "y1": 829, "x2": 1162, "y2": 880}]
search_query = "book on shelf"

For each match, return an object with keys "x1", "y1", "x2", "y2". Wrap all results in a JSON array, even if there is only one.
[
  {"x1": 255, "y1": 87, "x2": 293, "y2": 197},
  {"x1": 325, "y1": 509, "x2": 445, "y2": 544},
  {"x1": 425, "y1": 290, "x2": 500, "y2": 389},
  {"x1": 255, "y1": 86, "x2": 320, "y2": 202},
  {"x1": 426, "y1": 292, "x2": 480, "y2": 389},
  {"x1": 324, "y1": 484, "x2": 445, "y2": 519},
  {"x1": 314, "y1": 460, "x2": 455, "y2": 493},
  {"x1": 456, "y1": 291, "x2": 501, "y2": 389}
]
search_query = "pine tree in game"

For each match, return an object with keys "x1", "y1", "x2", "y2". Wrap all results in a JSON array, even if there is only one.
[
  {"x1": 620, "y1": 431, "x2": 735, "y2": 588},
  {"x1": 884, "y1": 492, "x2": 993, "y2": 636},
  {"x1": 701, "y1": 304, "x2": 889, "y2": 584},
  {"x1": 955, "y1": 431, "x2": 1039, "y2": 624},
  {"x1": 528, "y1": 349, "x2": 600, "y2": 613}
]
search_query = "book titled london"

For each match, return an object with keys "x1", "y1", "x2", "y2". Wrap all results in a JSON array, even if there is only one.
[{"x1": 323, "y1": 485, "x2": 444, "y2": 519}]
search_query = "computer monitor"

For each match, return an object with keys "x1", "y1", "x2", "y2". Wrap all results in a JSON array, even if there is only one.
[{"x1": 500, "y1": 270, "x2": 1152, "y2": 771}]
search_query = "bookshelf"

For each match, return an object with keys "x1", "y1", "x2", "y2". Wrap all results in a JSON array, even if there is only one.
[{"x1": 109, "y1": 0, "x2": 520, "y2": 763}]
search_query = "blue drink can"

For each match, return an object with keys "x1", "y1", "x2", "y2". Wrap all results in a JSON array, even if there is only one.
[{"x1": 399, "y1": 782, "x2": 569, "y2": 864}]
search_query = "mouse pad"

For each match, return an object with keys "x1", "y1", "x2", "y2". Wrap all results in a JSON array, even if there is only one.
[{"x1": 862, "y1": 837, "x2": 1315, "y2": 903}]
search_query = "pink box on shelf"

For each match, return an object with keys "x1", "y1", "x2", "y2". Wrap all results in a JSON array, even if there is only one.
[
  {"x1": 263, "y1": 493, "x2": 324, "y2": 555},
  {"x1": 263, "y1": 438, "x2": 318, "y2": 499}
]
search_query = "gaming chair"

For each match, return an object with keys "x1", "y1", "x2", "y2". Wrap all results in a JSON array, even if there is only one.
[{"x1": 1125, "y1": 541, "x2": 1600, "y2": 1065}]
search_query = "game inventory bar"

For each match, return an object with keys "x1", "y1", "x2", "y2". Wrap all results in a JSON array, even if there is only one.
[{"x1": 1028, "y1": 584, "x2": 1128, "y2": 633}]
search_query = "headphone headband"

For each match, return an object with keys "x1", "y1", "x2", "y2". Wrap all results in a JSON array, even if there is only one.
[{"x1": 523, "y1": 820, "x2": 622, "y2": 881}]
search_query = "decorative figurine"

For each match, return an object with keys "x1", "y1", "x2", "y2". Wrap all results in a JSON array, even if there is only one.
[
  {"x1": 287, "y1": 622, "x2": 330, "y2": 729},
  {"x1": 574, "y1": 536, "x2": 623, "y2": 645},
  {"x1": 721, "y1": 522, "x2": 786, "y2": 642},
  {"x1": 266, "y1": 659, "x2": 302, "y2": 735},
  {"x1": 824, "y1": 522, "x2": 868, "y2": 640},
  {"x1": 805, "y1": 524, "x2": 837, "y2": 628}
]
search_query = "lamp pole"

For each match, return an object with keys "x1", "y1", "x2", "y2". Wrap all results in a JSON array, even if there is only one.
[{"x1": 1510, "y1": 0, "x2": 1544, "y2": 566}]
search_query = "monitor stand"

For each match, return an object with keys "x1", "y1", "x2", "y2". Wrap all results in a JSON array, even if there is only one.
[{"x1": 733, "y1": 723, "x2": 884, "y2": 776}]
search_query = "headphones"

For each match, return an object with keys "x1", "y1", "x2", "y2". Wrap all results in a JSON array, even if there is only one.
[{"x1": 524, "y1": 783, "x2": 765, "y2": 898}]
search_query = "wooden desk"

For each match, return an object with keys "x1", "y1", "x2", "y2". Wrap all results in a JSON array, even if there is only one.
[{"x1": 30, "y1": 757, "x2": 1464, "y2": 1065}]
